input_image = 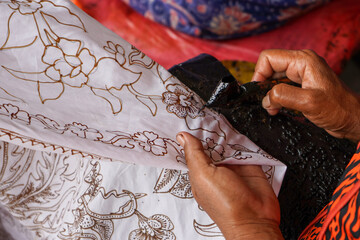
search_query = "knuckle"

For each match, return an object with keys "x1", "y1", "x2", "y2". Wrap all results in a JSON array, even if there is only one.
[
  {"x1": 299, "y1": 49, "x2": 325, "y2": 65},
  {"x1": 256, "y1": 50, "x2": 270, "y2": 67},
  {"x1": 269, "y1": 84, "x2": 285, "y2": 101},
  {"x1": 259, "y1": 49, "x2": 271, "y2": 58},
  {"x1": 258, "y1": 49, "x2": 280, "y2": 63},
  {"x1": 301, "y1": 49, "x2": 318, "y2": 57}
]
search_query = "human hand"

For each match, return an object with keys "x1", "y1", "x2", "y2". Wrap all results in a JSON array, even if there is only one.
[
  {"x1": 176, "y1": 132, "x2": 284, "y2": 240},
  {"x1": 252, "y1": 49, "x2": 360, "y2": 142}
]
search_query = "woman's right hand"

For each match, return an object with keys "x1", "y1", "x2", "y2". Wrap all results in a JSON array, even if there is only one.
[{"x1": 252, "y1": 49, "x2": 360, "y2": 143}]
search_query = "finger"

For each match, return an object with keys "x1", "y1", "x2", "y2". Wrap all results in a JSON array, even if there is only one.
[
  {"x1": 252, "y1": 49, "x2": 318, "y2": 84},
  {"x1": 262, "y1": 94, "x2": 281, "y2": 116},
  {"x1": 262, "y1": 83, "x2": 316, "y2": 114},
  {"x1": 177, "y1": 132, "x2": 213, "y2": 171}
]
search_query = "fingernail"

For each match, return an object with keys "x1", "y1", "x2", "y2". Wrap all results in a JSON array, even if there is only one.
[
  {"x1": 262, "y1": 94, "x2": 271, "y2": 109},
  {"x1": 176, "y1": 133, "x2": 185, "y2": 147}
]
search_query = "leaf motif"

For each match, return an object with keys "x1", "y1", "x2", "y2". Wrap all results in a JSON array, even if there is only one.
[
  {"x1": 2, "y1": 66, "x2": 54, "y2": 83},
  {"x1": 41, "y1": 1, "x2": 86, "y2": 32},
  {"x1": 0, "y1": 86, "x2": 26, "y2": 103},
  {"x1": 154, "y1": 169, "x2": 180, "y2": 193},
  {"x1": 33, "y1": 114, "x2": 65, "y2": 132},
  {"x1": 38, "y1": 81, "x2": 65, "y2": 103},
  {"x1": 135, "y1": 95, "x2": 158, "y2": 116},
  {"x1": 91, "y1": 88, "x2": 123, "y2": 115},
  {"x1": 10, "y1": 152, "x2": 69, "y2": 208},
  {"x1": 24, "y1": 185, "x2": 55, "y2": 205},
  {"x1": 134, "y1": 193, "x2": 147, "y2": 199},
  {"x1": 147, "y1": 219, "x2": 162, "y2": 229},
  {"x1": 102, "y1": 135, "x2": 134, "y2": 148},
  {"x1": 170, "y1": 173, "x2": 193, "y2": 198},
  {"x1": 150, "y1": 214, "x2": 174, "y2": 231},
  {"x1": 0, "y1": 10, "x2": 39, "y2": 51}
]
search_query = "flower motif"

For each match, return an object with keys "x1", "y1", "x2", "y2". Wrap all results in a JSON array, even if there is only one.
[
  {"x1": 0, "y1": 103, "x2": 31, "y2": 124},
  {"x1": 162, "y1": 84, "x2": 203, "y2": 119},
  {"x1": 129, "y1": 213, "x2": 176, "y2": 240},
  {"x1": 209, "y1": 4, "x2": 252, "y2": 35},
  {"x1": 8, "y1": 0, "x2": 43, "y2": 14},
  {"x1": 65, "y1": 122, "x2": 103, "y2": 141},
  {"x1": 42, "y1": 37, "x2": 96, "y2": 88},
  {"x1": 203, "y1": 138, "x2": 225, "y2": 162},
  {"x1": 132, "y1": 131, "x2": 167, "y2": 156},
  {"x1": 103, "y1": 41, "x2": 126, "y2": 65}
]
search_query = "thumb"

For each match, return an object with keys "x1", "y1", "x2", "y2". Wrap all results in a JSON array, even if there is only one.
[
  {"x1": 177, "y1": 132, "x2": 213, "y2": 171},
  {"x1": 263, "y1": 83, "x2": 315, "y2": 115}
]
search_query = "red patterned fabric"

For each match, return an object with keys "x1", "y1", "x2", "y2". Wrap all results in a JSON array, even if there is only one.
[
  {"x1": 73, "y1": 0, "x2": 360, "y2": 73},
  {"x1": 299, "y1": 143, "x2": 360, "y2": 239}
]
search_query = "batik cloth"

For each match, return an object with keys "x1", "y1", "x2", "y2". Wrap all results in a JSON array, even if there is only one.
[
  {"x1": 0, "y1": 0, "x2": 286, "y2": 239},
  {"x1": 299, "y1": 142, "x2": 360, "y2": 239},
  {"x1": 123, "y1": 0, "x2": 329, "y2": 40}
]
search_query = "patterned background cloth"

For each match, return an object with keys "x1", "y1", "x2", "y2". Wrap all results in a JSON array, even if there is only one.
[
  {"x1": 123, "y1": 0, "x2": 329, "y2": 39},
  {"x1": 74, "y1": 0, "x2": 360, "y2": 74}
]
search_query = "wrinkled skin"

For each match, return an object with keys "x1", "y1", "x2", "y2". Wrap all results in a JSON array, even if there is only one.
[
  {"x1": 254, "y1": 49, "x2": 360, "y2": 142},
  {"x1": 177, "y1": 132, "x2": 283, "y2": 240},
  {"x1": 177, "y1": 49, "x2": 360, "y2": 239}
]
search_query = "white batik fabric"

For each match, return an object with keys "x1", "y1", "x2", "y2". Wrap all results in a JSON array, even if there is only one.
[{"x1": 0, "y1": 1, "x2": 286, "y2": 239}]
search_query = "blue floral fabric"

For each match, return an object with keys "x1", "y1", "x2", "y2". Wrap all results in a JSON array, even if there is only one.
[{"x1": 124, "y1": 0, "x2": 329, "y2": 40}]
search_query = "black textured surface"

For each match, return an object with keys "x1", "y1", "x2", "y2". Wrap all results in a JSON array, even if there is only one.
[{"x1": 170, "y1": 55, "x2": 357, "y2": 240}]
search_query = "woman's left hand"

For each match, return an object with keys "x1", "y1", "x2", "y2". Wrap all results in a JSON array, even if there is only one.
[{"x1": 177, "y1": 132, "x2": 284, "y2": 240}]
